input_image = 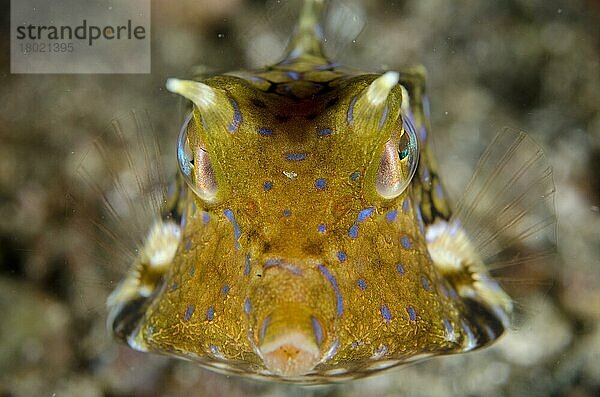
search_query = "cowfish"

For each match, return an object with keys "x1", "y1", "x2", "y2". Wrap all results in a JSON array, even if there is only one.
[{"x1": 106, "y1": 0, "x2": 556, "y2": 383}]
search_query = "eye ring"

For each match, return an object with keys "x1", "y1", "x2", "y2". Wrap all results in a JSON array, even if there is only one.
[
  {"x1": 177, "y1": 113, "x2": 218, "y2": 202},
  {"x1": 400, "y1": 113, "x2": 419, "y2": 165},
  {"x1": 375, "y1": 113, "x2": 420, "y2": 199},
  {"x1": 177, "y1": 113, "x2": 194, "y2": 178}
]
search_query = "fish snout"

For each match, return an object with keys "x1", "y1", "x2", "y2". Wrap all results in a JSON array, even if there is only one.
[{"x1": 257, "y1": 304, "x2": 326, "y2": 377}]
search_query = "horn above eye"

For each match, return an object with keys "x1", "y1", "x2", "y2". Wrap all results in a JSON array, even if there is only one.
[
  {"x1": 376, "y1": 114, "x2": 419, "y2": 199},
  {"x1": 178, "y1": 113, "x2": 218, "y2": 202}
]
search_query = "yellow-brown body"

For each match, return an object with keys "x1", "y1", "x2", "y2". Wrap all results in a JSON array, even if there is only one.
[{"x1": 107, "y1": 0, "x2": 514, "y2": 383}]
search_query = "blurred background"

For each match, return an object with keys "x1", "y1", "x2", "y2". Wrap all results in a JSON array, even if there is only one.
[{"x1": 0, "y1": 0, "x2": 598, "y2": 396}]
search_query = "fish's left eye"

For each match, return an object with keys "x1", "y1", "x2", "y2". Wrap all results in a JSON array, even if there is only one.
[
  {"x1": 375, "y1": 114, "x2": 419, "y2": 199},
  {"x1": 177, "y1": 113, "x2": 218, "y2": 202}
]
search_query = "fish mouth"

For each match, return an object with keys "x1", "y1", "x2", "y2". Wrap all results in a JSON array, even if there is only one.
[
  {"x1": 257, "y1": 305, "x2": 325, "y2": 376},
  {"x1": 260, "y1": 331, "x2": 321, "y2": 376}
]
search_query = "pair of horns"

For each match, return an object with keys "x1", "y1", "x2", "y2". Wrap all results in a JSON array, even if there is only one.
[
  {"x1": 166, "y1": 71, "x2": 400, "y2": 118},
  {"x1": 166, "y1": 78, "x2": 223, "y2": 112},
  {"x1": 166, "y1": 78, "x2": 239, "y2": 138},
  {"x1": 365, "y1": 71, "x2": 400, "y2": 105},
  {"x1": 348, "y1": 71, "x2": 401, "y2": 133}
]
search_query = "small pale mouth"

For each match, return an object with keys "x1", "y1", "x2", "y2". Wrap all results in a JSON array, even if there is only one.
[
  {"x1": 260, "y1": 331, "x2": 321, "y2": 376},
  {"x1": 257, "y1": 307, "x2": 325, "y2": 377}
]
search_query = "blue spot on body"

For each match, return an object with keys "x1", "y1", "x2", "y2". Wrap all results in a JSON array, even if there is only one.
[
  {"x1": 402, "y1": 197, "x2": 410, "y2": 213},
  {"x1": 396, "y1": 263, "x2": 405, "y2": 275},
  {"x1": 348, "y1": 224, "x2": 358, "y2": 239},
  {"x1": 318, "y1": 223, "x2": 327, "y2": 234},
  {"x1": 184, "y1": 304, "x2": 195, "y2": 322},
  {"x1": 285, "y1": 153, "x2": 306, "y2": 161},
  {"x1": 246, "y1": 75, "x2": 267, "y2": 83},
  {"x1": 347, "y1": 95, "x2": 358, "y2": 125},
  {"x1": 416, "y1": 206, "x2": 425, "y2": 234},
  {"x1": 185, "y1": 239, "x2": 192, "y2": 251},
  {"x1": 329, "y1": 339, "x2": 341, "y2": 357},
  {"x1": 318, "y1": 128, "x2": 332, "y2": 137},
  {"x1": 337, "y1": 251, "x2": 347, "y2": 262},
  {"x1": 180, "y1": 211, "x2": 187, "y2": 229},
  {"x1": 258, "y1": 127, "x2": 273, "y2": 136},
  {"x1": 318, "y1": 264, "x2": 344, "y2": 316},
  {"x1": 357, "y1": 278, "x2": 367, "y2": 290},
  {"x1": 435, "y1": 183, "x2": 444, "y2": 199},
  {"x1": 401, "y1": 235, "x2": 412, "y2": 249},
  {"x1": 357, "y1": 207, "x2": 375, "y2": 223},
  {"x1": 375, "y1": 344, "x2": 388, "y2": 356},
  {"x1": 440, "y1": 284, "x2": 450, "y2": 298},
  {"x1": 422, "y1": 167, "x2": 431, "y2": 184},
  {"x1": 263, "y1": 259, "x2": 278, "y2": 269},
  {"x1": 283, "y1": 208, "x2": 292, "y2": 218},
  {"x1": 444, "y1": 318, "x2": 453, "y2": 335},
  {"x1": 423, "y1": 95, "x2": 431, "y2": 119},
  {"x1": 311, "y1": 316, "x2": 324, "y2": 346},
  {"x1": 381, "y1": 305, "x2": 392, "y2": 322},
  {"x1": 170, "y1": 282, "x2": 178, "y2": 292},
  {"x1": 209, "y1": 344, "x2": 220, "y2": 355},
  {"x1": 264, "y1": 259, "x2": 303, "y2": 275},
  {"x1": 263, "y1": 181, "x2": 273, "y2": 191},
  {"x1": 421, "y1": 276, "x2": 431, "y2": 291},
  {"x1": 259, "y1": 316, "x2": 271, "y2": 343},
  {"x1": 227, "y1": 97, "x2": 242, "y2": 133},
  {"x1": 202, "y1": 211, "x2": 210, "y2": 225},
  {"x1": 244, "y1": 254, "x2": 251, "y2": 275},
  {"x1": 378, "y1": 104, "x2": 389, "y2": 129},
  {"x1": 287, "y1": 71, "x2": 301, "y2": 80},
  {"x1": 314, "y1": 62, "x2": 342, "y2": 70},
  {"x1": 221, "y1": 285, "x2": 230, "y2": 295},
  {"x1": 385, "y1": 209, "x2": 398, "y2": 222},
  {"x1": 350, "y1": 171, "x2": 360, "y2": 181},
  {"x1": 449, "y1": 286, "x2": 459, "y2": 299},
  {"x1": 244, "y1": 297, "x2": 251, "y2": 314},
  {"x1": 315, "y1": 178, "x2": 327, "y2": 190},
  {"x1": 207, "y1": 307, "x2": 215, "y2": 321},
  {"x1": 224, "y1": 208, "x2": 241, "y2": 250},
  {"x1": 419, "y1": 125, "x2": 428, "y2": 141},
  {"x1": 461, "y1": 320, "x2": 476, "y2": 346},
  {"x1": 407, "y1": 305, "x2": 417, "y2": 321},
  {"x1": 442, "y1": 284, "x2": 459, "y2": 300}
]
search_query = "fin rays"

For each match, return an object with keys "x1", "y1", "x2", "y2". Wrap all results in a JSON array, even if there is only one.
[
  {"x1": 76, "y1": 110, "x2": 169, "y2": 264},
  {"x1": 450, "y1": 127, "x2": 557, "y2": 281}
]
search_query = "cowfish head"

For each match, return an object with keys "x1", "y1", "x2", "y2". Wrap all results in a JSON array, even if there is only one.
[{"x1": 110, "y1": 0, "x2": 514, "y2": 383}]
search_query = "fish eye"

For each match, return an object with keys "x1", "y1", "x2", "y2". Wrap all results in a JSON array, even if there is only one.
[
  {"x1": 375, "y1": 114, "x2": 419, "y2": 199},
  {"x1": 177, "y1": 113, "x2": 218, "y2": 202}
]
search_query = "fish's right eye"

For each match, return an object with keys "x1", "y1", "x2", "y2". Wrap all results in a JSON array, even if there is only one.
[
  {"x1": 375, "y1": 114, "x2": 419, "y2": 199},
  {"x1": 178, "y1": 113, "x2": 218, "y2": 202}
]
